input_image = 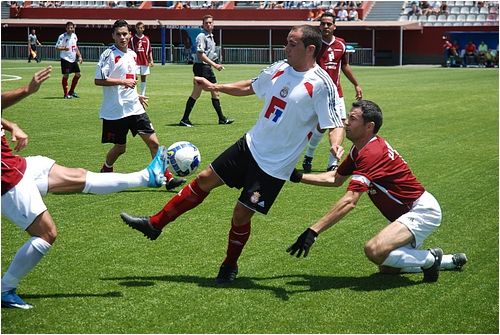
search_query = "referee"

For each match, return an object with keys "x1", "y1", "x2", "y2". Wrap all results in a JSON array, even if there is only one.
[{"x1": 179, "y1": 15, "x2": 234, "y2": 127}]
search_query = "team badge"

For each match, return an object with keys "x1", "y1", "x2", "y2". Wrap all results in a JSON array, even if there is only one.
[
  {"x1": 280, "y1": 86, "x2": 289, "y2": 98},
  {"x1": 250, "y1": 192, "x2": 261, "y2": 204}
]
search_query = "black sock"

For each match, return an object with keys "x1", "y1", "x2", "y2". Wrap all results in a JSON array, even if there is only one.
[
  {"x1": 211, "y1": 98, "x2": 225, "y2": 120},
  {"x1": 182, "y1": 97, "x2": 196, "y2": 121}
]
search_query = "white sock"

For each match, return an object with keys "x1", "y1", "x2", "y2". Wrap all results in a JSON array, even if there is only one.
[
  {"x1": 1, "y1": 237, "x2": 51, "y2": 292},
  {"x1": 381, "y1": 247, "x2": 435, "y2": 269},
  {"x1": 400, "y1": 254, "x2": 457, "y2": 272},
  {"x1": 327, "y1": 153, "x2": 338, "y2": 169},
  {"x1": 83, "y1": 170, "x2": 149, "y2": 194},
  {"x1": 140, "y1": 82, "x2": 146, "y2": 96},
  {"x1": 305, "y1": 128, "x2": 324, "y2": 157}
]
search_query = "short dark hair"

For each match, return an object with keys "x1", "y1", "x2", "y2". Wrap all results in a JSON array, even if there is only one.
[
  {"x1": 202, "y1": 14, "x2": 213, "y2": 23},
  {"x1": 295, "y1": 25, "x2": 322, "y2": 58},
  {"x1": 66, "y1": 21, "x2": 74, "y2": 28},
  {"x1": 352, "y1": 100, "x2": 383, "y2": 134},
  {"x1": 135, "y1": 21, "x2": 144, "y2": 27},
  {"x1": 320, "y1": 11, "x2": 336, "y2": 23},
  {"x1": 113, "y1": 19, "x2": 130, "y2": 32}
]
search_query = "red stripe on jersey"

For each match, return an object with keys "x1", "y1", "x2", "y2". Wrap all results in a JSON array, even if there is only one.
[
  {"x1": 1, "y1": 136, "x2": 26, "y2": 195},
  {"x1": 272, "y1": 70, "x2": 284, "y2": 80},
  {"x1": 114, "y1": 55, "x2": 121, "y2": 64},
  {"x1": 304, "y1": 82, "x2": 313, "y2": 97}
]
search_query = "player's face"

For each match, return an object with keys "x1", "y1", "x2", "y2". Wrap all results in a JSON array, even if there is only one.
[
  {"x1": 319, "y1": 17, "x2": 335, "y2": 39},
  {"x1": 66, "y1": 25, "x2": 75, "y2": 35},
  {"x1": 202, "y1": 19, "x2": 214, "y2": 33},
  {"x1": 345, "y1": 108, "x2": 370, "y2": 141},
  {"x1": 285, "y1": 29, "x2": 308, "y2": 70},
  {"x1": 113, "y1": 26, "x2": 131, "y2": 52},
  {"x1": 136, "y1": 24, "x2": 145, "y2": 35}
]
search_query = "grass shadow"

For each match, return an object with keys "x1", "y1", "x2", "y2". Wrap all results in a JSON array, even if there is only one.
[{"x1": 21, "y1": 291, "x2": 123, "y2": 299}]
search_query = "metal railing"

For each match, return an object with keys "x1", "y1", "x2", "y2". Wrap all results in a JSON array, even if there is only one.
[{"x1": 2, "y1": 44, "x2": 373, "y2": 65}]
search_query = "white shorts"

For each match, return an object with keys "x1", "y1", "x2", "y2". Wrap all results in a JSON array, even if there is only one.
[
  {"x1": 336, "y1": 96, "x2": 347, "y2": 119},
  {"x1": 1, "y1": 156, "x2": 55, "y2": 230},
  {"x1": 136, "y1": 65, "x2": 150, "y2": 76},
  {"x1": 397, "y1": 191, "x2": 442, "y2": 248}
]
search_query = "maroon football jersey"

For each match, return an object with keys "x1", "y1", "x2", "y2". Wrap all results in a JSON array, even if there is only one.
[
  {"x1": 1, "y1": 134, "x2": 26, "y2": 195},
  {"x1": 316, "y1": 36, "x2": 348, "y2": 98}
]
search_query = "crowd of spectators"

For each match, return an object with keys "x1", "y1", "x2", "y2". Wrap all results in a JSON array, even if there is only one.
[
  {"x1": 443, "y1": 35, "x2": 498, "y2": 67},
  {"x1": 404, "y1": 1, "x2": 499, "y2": 19}
]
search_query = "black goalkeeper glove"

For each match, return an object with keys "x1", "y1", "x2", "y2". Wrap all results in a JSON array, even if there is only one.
[{"x1": 286, "y1": 228, "x2": 318, "y2": 258}]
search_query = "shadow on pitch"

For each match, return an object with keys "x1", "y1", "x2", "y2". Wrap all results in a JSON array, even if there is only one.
[
  {"x1": 101, "y1": 273, "x2": 419, "y2": 301},
  {"x1": 21, "y1": 291, "x2": 123, "y2": 299}
]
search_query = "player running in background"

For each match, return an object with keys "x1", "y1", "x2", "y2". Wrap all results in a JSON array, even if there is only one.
[
  {"x1": 28, "y1": 28, "x2": 42, "y2": 63},
  {"x1": 179, "y1": 14, "x2": 234, "y2": 127},
  {"x1": 129, "y1": 21, "x2": 153, "y2": 96},
  {"x1": 287, "y1": 100, "x2": 467, "y2": 282},
  {"x1": 95, "y1": 19, "x2": 184, "y2": 191},
  {"x1": 55, "y1": 21, "x2": 82, "y2": 99},
  {"x1": 121, "y1": 25, "x2": 345, "y2": 284},
  {"x1": 1, "y1": 66, "x2": 173, "y2": 309},
  {"x1": 302, "y1": 12, "x2": 363, "y2": 173}
]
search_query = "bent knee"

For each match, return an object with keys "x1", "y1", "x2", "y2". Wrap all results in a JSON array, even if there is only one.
[{"x1": 364, "y1": 241, "x2": 386, "y2": 265}]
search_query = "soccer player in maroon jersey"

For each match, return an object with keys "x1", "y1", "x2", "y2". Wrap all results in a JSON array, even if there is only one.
[
  {"x1": 302, "y1": 12, "x2": 363, "y2": 173},
  {"x1": 129, "y1": 21, "x2": 153, "y2": 96},
  {"x1": 288, "y1": 100, "x2": 467, "y2": 282}
]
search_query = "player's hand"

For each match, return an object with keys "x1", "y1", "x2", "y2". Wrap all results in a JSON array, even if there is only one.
[
  {"x1": 355, "y1": 85, "x2": 362, "y2": 100},
  {"x1": 215, "y1": 64, "x2": 224, "y2": 71},
  {"x1": 28, "y1": 66, "x2": 52, "y2": 94},
  {"x1": 330, "y1": 144, "x2": 344, "y2": 161},
  {"x1": 287, "y1": 228, "x2": 318, "y2": 258},
  {"x1": 78, "y1": 57, "x2": 83, "y2": 64},
  {"x1": 138, "y1": 95, "x2": 149, "y2": 108},
  {"x1": 149, "y1": 61, "x2": 154, "y2": 67},
  {"x1": 123, "y1": 78, "x2": 136, "y2": 89},
  {"x1": 10, "y1": 124, "x2": 29, "y2": 152}
]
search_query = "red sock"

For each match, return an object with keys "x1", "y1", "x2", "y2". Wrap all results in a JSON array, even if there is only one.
[
  {"x1": 150, "y1": 179, "x2": 208, "y2": 229},
  {"x1": 62, "y1": 77, "x2": 68, "y2": 96},
  {"x1": 222, "y1": 220, "x2": 251, "y2": 268},
  {"x1": 164, "y1": 169, "x2": 174, "y2": 182},
  {"x1": 69, "y1": 75, "x2": 80, "y2": 93}
]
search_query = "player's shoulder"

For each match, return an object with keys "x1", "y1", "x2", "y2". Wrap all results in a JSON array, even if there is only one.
[{"x1": 311, "y1": 65, "x2": 336, "y2": 90}]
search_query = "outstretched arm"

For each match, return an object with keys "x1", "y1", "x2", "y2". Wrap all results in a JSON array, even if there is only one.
[
  {"x1": 341, "y1": 63, "x2": 362, "y2": 100},
  {"x1": 1, "y1": 66, "x2": 52, "y2": 110},
  {"x1": 194, "y1": 77, "x2": 255, "y2": 96}
]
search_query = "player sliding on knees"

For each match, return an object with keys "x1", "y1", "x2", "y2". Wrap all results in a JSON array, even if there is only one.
[
  {"x1": 287, "y1": 100, "x2": 467, "y2": 282},
  {"x1": 1, "y1": 66, "x2": 174, "y2": 310}
]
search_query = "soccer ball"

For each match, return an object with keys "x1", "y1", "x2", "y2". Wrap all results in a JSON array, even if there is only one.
[{"x1": 167, "y1": 141, "x2": 201, "y2": 177}]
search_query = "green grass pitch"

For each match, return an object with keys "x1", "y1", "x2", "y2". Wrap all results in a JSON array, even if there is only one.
[{"x1": 1, "y1": 60, "x2": 498, "y2": 333}]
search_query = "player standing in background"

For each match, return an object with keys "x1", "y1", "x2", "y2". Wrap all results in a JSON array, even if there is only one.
[
  {"x1": 95, "y1": 19, "x2": 184, "y2": 190},
  {"x1": 179, "y1": 14, "x2": 234, "y2": 127},
  {"x1": 302, "y1": 12, "x2": 363, "y2": 173},
  {"x1": 28, "y1": 28, "x2": 42, "y2": 63},
  {"x1": 288, "y1": 100, "x2": 467, "y2": 282},
  {"x1": 129, "y1": 21, "x2": 153, "y2": 96},
  {"x1": 121, "y1": 25, "x2": 345, "y2": 285},
  {"x1": 55, "y1": 21, "x2": 82, "y2": 99},
  {"x1": 1, "y1": 66, "x2": 173, "y2": 310}
]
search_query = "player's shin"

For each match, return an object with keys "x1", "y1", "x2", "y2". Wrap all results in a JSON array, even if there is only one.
[
  {"x1": 222, "y1": 220, "x2": 251, "y2": 267},
  {"x1": 149, "y1": 179, "x2": 208, "y2": 229}
]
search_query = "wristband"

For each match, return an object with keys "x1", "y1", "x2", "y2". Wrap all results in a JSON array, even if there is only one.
[{"x1": 290, "y1": 169, "x2": 303, "y2": 183}]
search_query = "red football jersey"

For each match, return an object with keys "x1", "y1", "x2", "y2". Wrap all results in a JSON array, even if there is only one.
[
  {"x1": 316, "y1": 36, "x2": 348, "y2": 98},
  {"x1": 337, "y1": 135, "x2": 425, "y2": 221},
  {"x1": 129, "y1": 34, "x2": 152, "y2": 66},
  {"x1": 1, "y1": 134, "x2": 26, "y2": 195}
]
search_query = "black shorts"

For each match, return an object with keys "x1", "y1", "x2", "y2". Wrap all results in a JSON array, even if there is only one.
[
  {"x1": 60, "y1": 58, "x2": 81, "y2": 75},
  {"x1": 193, "y1": 63, "x2": 217, "y2": 83},
  {"x1": 101, "y1": 113, "x2": 155, "y2": 145},
  {"x1": 210, "y1": 136, "x2": 286, "y2": 215}
]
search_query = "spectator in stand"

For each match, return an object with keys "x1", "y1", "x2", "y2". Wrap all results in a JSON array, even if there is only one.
[
  {"x1": 348, "y1": 6, "x2": 359, "y2": 20},
  {"x1": 408, "y1": 3, "x2": 422, "y2": 17},
  {"x1": 336, "y1": 5, "x2": 348, "y2": 21},
  {"x1": 478, "y1": 41, "x2": 489, "y2": 66},
  {"x1": 464, "y1": 40, "x2": 478, "y2": 66},
  {"x1": 420, "y1": 1, "x2": 432, "y2": 16},
  {"x1": 129, "y1": 22, "x2": 154, "y2": 96},
  {"x1": 439, "y1": 1, "x2": 448, "y2": 15}
]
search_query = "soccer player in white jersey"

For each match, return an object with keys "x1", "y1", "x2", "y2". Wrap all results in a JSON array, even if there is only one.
[
  {"x1": 1, "y1": 67, "x2": 172, "y2": 309},
  {"x1": 120, "y1": 25, "x2": 345, "y2": 284},
  {"x1": 95, "y1": 19, "x2": 184, "y2": 190},
  {"x1": 287, "y1": 100, "x2": 467, "y2": 282},
  {"x1": 55, "y1": 22, "x2": 82, "y2": 99}
]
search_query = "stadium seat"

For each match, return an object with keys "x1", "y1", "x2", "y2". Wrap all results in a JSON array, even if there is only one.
[
  {"x1": 454, "y1": 1, "x2": 464, "y2": 5},
  {"x1": 470, "y1": 6, "x2": 479, "y2": 14},
  {"x1": 466, "y1": 14, "x2": 476, "y2": 21},
  {"x1": 409, "y1": 14, "x2": 419, "y2": 21},
  {"x1": 447, "y1": 1, "x2": 455, "y2": 6},
  {"x1": 418, "y1": 15, "x2": 427, "y2": 22},
  {"x1": 453, "y1": 21, "x2": 463, "y2": 26},
  {"x1": 472, "y1": 21, "x2": 483, "y2": 26},
  {"x1": 476, "y1": 14, "x2": 486, "y2": 21},
  {"x1": 427, "y1": 15, "x2": 437, "y2": 22},
  {"x1": 479, "y1": 7, "x2": 489, "y2": 14},
  {"x1": 456, "y1": 14, "x2": 466, "y2": 21},
  {"x1": 463, "y1": 22, "x2": 474, "y2": 26},
  {"x1": 399, "y1": 15, "x2": 409, "y2": 21},
  {"x1": 450, "y1": 7, "x2": 460, "y2": 14},
  {"x1": 460, "y1": 7, "x2": 470, "y2": 14},
  {"x1": 447, "y1": 14, "x2": 457, "y2": 21},
  {"x1": 433, "y1": 22, "x2": 444, "y2": 26},
  {"x1": 437, "y1": 14, "x2": 447, "y2": 21},
  {"x1": 464, "y1": 1, "x2": 474, "y2": 6}
]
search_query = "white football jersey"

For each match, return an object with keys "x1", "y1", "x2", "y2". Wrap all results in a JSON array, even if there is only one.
[
  {"x1": 55, "y1": 32, "x2": 79, "y2": 62},
  {"x1": 248, "y1": 60, "x2": 343, "y2": 180},
  {"x1": 95, "y1": 45, "x2": 145, "y2": 120}
]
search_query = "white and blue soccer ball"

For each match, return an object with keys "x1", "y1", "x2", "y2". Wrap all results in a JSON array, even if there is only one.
[{"x1": 167, "y1": 141, "x2": 201, "y2": 177}]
